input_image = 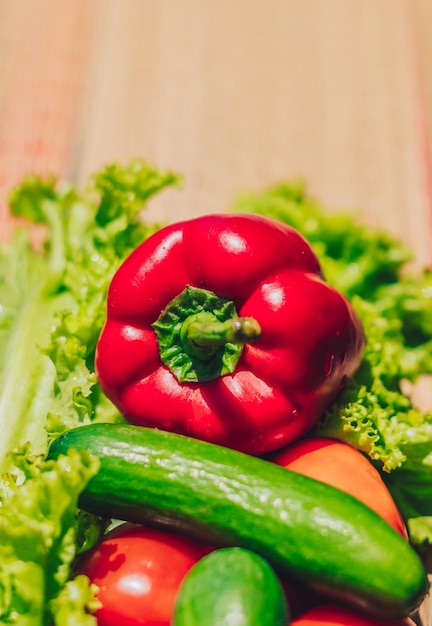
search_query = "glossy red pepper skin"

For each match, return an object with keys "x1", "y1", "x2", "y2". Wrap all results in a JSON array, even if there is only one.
[{"x1": 95, "y1": 213, "x2": 365, "y2": 455}]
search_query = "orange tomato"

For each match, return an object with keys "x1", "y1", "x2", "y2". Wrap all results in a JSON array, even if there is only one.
[{"x1": 273, "y1": 437, "x2": 407, "y2": 539}]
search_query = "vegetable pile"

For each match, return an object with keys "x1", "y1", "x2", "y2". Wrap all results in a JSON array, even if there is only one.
[{"x1": 0, "y1": 159, "x2": 432, "y2": 625}]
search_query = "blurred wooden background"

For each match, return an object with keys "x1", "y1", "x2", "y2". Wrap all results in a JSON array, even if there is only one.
[{"x1": 0, "y1": 0, "x2": 432, "y2": 268}]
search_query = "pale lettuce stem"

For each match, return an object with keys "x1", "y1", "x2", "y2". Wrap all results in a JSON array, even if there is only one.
[{"x1": 0, "y1": 288, "x2": 56, "y2": 472}]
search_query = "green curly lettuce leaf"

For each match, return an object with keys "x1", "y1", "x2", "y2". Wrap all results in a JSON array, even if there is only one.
[
  {"x1": 232, "y1": 180, "x2": 413, "y2": 301},
  {"x1": 0, "y1": 160, "x2": 179, "y2": 471},
  {"x1": 0, "y1": 448, "x2": 102, "y2": 625}
]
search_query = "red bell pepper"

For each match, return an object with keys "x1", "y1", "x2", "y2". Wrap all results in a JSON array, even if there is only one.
[{"x1": 95, "y1": 213, "x2": 365, "y2": 454}]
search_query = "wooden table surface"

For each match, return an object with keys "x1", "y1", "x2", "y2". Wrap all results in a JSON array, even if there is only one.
[
  {"x1": 0, "y1": 1, "x2": 431, "y2": 621},
  {"x1": 0, "y1": 0, "x2": 432, "y2": 265}
]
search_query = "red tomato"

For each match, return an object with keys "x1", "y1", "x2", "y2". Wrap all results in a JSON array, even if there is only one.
[
  {"x1": 78, "y1": 523, "x2": 205, "y2": 626},
  {"x1": 273, "y1": 438, "x2": 407, "y2": 539},
  {"x1": 291, "y1": 604, "x2": 416, "y2": 626}
]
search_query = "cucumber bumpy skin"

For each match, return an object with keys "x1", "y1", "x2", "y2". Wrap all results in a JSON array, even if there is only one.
[
  {"x1": 47, "y1": 423, "x2": 429, "y2": 619},
  {"x1": 173, "y1": 547, "x2": 289, "y2": 626}
]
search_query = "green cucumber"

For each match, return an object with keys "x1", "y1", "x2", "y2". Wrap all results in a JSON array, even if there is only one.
[
  {"x1": 173, "y1": 547, "x2": 289, "y2": 626},
  {"x1": 48, "y1": 423, "x2": 428, "y2": 619}
]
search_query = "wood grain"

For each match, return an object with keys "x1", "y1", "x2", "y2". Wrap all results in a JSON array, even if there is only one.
[
  {"x1": 0, "y1": 0, "x2": 430, "y2": 262},
  {"x1": 73, "y1": 0, "x2": 432, "y2": 266}
]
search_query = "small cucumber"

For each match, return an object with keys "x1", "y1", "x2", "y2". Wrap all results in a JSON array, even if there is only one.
[
  {"x1": 48, "y1": 423, "x2": 428, "y2": 619},
  {"x1": 173, "y1": 547, "x2": 289, "y2": 626}
]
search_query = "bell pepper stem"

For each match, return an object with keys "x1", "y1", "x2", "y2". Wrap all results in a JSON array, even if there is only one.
[
  {"x1": 153, "y1": 286, "x2": 261, "y2": 381},
  {"x1": 186, "y1": 316, "x2": 261, "y2": 347}
]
